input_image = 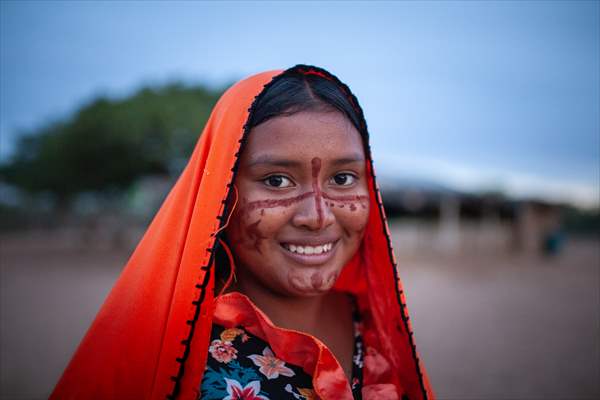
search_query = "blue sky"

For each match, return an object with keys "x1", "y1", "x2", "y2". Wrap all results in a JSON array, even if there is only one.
[{"x1": 1, "y1": 1, "x2": 598, "y2": 207}]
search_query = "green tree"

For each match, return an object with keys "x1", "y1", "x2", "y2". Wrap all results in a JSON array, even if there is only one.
[{"x1": 1, "y1": 82, "x2": 223, "y2": 206}]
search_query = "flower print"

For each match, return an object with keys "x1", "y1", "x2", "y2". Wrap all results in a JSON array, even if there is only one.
[
  {"x1": 240, "y1": 333, "x2": 250, "y2": 343},
  {"x1": 248, "y1": 346, "x2": 295, "y2": 379},
  {"x1": 284, "y1": 384, "x2": 316, "y2": 400},
  {"x1": 351, "y1": 377, "x2": 359, "y2": 390},
  {"x1": 220, "y1": 328, "x2": 246, "y2": 343},
  {"x1": 297, "y1": 387, "x2": 316, "y2": 400},
  {"x1": 209, "y1": 339, "x2": 237, "y2": 363},
  {"x1": 223, "y1": 378, "x2": 269, "y2": 400}
]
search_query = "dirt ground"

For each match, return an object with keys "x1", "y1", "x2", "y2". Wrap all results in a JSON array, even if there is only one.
[{"x1": 1, "y1": 227, "x2": 598, "y2": 400}]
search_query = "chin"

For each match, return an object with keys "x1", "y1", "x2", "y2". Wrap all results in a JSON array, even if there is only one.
[{"x1": 285, "y1": 266, "x2": 340, "y2": 296}]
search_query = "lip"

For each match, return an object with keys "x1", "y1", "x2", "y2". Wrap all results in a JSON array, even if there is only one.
[{"x1": 279, "y1": 239, "x2": 340, "y2": 266}]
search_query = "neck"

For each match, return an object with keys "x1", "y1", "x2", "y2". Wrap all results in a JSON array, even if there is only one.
[
  {"x1": 229, "y1": 276, "x2": 329, "y2": 334},
  {"x1": 226, "y1": 270, "x2": 355, "y2": 380}
]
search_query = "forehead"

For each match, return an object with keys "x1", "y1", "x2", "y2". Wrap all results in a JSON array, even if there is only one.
[{"x1": 241, "y1": 111, "x2": 365, "y2": 164}]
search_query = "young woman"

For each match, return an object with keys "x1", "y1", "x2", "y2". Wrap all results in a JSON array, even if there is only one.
[{"x1": 51, "y1": 65, "x2": 433, "y2": 400}]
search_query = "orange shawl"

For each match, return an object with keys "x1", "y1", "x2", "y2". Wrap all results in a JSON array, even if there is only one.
[{"x1": 51, "y1": 65, "x2": 433, "y2": 400}]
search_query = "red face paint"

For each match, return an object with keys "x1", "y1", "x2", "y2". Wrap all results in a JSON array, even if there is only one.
[
  {"x1": 326, "y1": 271, "x2": 339, "y2": 285},
  {"x1": 237, "y1": 159, "x2": 368, "y2": 237},
  {"x1": 243, "y1": 191, "x2": 315, "y2": 213},
  {"x1": 311, "y1": 157, "x2": 324, "y2": 229},
  {"x1": 322, "y1": 193, "x2": 368, "y2": 212},
  {"x1": 322, "y1": 193, "x2": 369, "y2": 203},
  {"x1": 245, "y1": 219, "x2": 265, "y2": 254},
  {"x1": 311, "y1": 272, "x2": 323, "y2": 289}
]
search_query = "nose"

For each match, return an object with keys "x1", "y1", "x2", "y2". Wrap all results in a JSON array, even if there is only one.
[{"x1": 291, "y1": 192, "x2": 335, "y2": 231}]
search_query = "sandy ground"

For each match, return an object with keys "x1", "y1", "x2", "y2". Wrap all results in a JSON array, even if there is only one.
[{"x1": 0, "y1": 227, "x2": 598, "y2": 400}]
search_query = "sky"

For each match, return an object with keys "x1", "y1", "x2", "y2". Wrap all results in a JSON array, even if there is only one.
[{"x1": 1, "y1": 0, "x2": 599, "y2": 207}]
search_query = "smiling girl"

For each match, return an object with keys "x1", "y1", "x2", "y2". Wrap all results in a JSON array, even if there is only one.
[{"x1": 52, "y1": 65, "x2": 433, "y2": 400}]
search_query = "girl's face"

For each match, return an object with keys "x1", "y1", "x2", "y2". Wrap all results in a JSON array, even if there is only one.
[{"x1": 226, "y1": 110, "x2": 369, "y2": 297}]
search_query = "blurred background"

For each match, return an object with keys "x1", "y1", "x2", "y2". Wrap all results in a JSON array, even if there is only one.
[{"x1": 1, "y1": 1, "x2": 598, "y2": 399}]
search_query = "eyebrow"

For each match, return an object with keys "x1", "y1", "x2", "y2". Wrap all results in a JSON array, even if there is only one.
[{"x1": 247, "y1": 154, "x2": 365, "y2": 168}]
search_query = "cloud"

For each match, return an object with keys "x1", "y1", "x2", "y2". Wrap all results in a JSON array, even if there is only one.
[{"x1": 376, "y1": 153, "x2": 599, "y2": 209}]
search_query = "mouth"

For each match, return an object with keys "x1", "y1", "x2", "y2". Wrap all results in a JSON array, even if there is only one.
[
  {"x1": 279, "y1": 240, "x2": 339, "y2": 265},
  {"x1": 281, "y1": 242, "x2": 335, "y2": 255}
]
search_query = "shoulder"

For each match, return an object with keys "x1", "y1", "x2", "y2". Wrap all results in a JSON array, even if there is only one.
[{"x1": 200, "y1": 324, "x2": 315, "y2": 400}]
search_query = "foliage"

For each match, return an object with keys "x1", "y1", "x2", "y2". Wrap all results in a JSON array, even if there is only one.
[{"x1": 0, "y1": 83, "x2": 223, "y2": 204}]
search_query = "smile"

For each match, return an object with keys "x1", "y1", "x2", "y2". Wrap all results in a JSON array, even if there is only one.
[{"x1": 281, "y1": 242, "x2": 334, "y2": 255}]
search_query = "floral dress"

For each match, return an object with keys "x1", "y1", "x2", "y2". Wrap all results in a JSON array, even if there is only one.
[{"x1": 200, "y1": 309, "x2": 364, "y2": 400}]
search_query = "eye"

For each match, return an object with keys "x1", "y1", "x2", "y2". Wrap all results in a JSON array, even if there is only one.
[
  {"x1": 263, "y1": 175, "x2": 294, "y2": 188},
  {"x1": 330, "y1": 173, "x2": 357, "y2": 186}
]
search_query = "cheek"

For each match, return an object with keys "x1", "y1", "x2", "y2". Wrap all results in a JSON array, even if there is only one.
[
  {"x1": 228, "y1": 206, "x2": 291, "y2": 248},
  {"x1": 334, "y1": 203, "x2": 370, "y2": 238}
]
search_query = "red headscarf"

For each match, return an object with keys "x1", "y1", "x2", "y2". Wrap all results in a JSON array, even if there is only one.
[{"x1": 51, "y1": 65, "x2": 434, "y2": 400}]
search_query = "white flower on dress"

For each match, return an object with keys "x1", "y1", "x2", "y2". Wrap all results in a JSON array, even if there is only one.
[
  {"x1": 223, "y1": 378, "x2": 269, "y2": 400},
  {"x1": 248, "y1": 346, "x2": 295, "y2": 380},
  {"x1": 208, "y1": 339, "x2": 237, "y2": 363}
]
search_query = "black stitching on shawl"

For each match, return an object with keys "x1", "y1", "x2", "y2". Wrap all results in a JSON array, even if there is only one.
[
  {"x1": 167, "y1": 252, "x2": 214, "y2": 398},
  {"x1": 165, "y1": 64, "x2": 428, "y2": 400},
  {"x1": 371, "y1": 172, "x2": 429, "y2": 400},
  {"x1": 165, "y1": 69, "x2": 290, "y2": 400}
]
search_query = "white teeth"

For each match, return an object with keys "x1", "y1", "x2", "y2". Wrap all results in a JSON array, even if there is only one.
[{"x1": 284, "y1": 242, "x2": 334, "y2": 255}]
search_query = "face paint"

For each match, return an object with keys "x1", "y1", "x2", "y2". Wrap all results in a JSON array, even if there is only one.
[
  {"x1": 311, "y1": 272, "x2": 324, "y2": 289},
  {"x1": 288, "y1": 273, "x2": 310, "y2": 293},
  {"x1": 326, "y1": 271, "x2": 339, "y2": 286},
  {"x1": 322, "y1": 193, "x2": 368, "y2": 213},
  {"x1": 287, "y1": 269, "x2": 335, "y2": 294},
  {"x1": 236, "y1": 182, "x2": 368, "y2": 258},
  {"x1": 245, "y1": 219, "x2": 265, "y2": 254},
  {"x1": 322, "y1": 193, "x2": 369, "y2": 203},
  {"x1": 243, "y1": 191, "x2": 315, "y2": 213},
  {"x1": 238, "y1": 179, "x2": 368, "y2": 219},
  {"x1": 311, "y1": 157, "x2": 324, "y2": 229}
]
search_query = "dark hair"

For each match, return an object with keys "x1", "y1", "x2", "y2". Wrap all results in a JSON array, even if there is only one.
[{"x1": 247, "y1": 68, "x2": 367, "y2": 144}]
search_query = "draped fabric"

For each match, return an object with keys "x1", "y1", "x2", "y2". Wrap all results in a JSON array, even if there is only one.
[
  {"x1": 201, "y1": 292, "x2": 365, "y2": 399},
  {"x1": 51, "y1": 65, "x2": 434, "y2": 400}
]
